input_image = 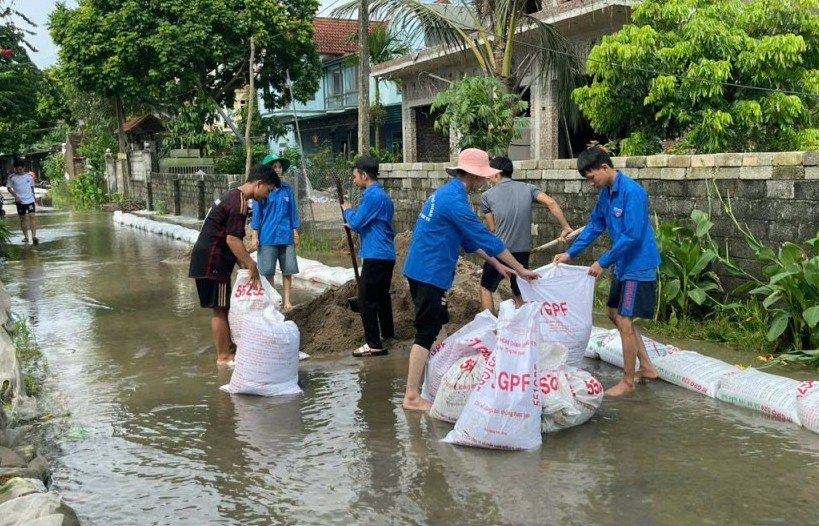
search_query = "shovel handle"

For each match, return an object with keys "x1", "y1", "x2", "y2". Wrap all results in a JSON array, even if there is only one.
[
  {"x1": 334, "y1": 176, "x2": 360, "y2": 282},
  {"x1": 531, "y1": 226, "x2": 585, "y2": 253}
]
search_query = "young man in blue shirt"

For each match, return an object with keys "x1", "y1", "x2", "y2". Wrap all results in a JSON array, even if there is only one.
[
  {"x1": 250, "y1": 154, "x2": 300, "y2": 311},
  {"x1": 553, "y1": 146, "x2": 661, "y2": 396},
  {"x1": 402, "y1": 148, "x2": 540, "y2": 411},
  {"x1": 342, "y1": 155, "x2": 396, "y2": 357}
]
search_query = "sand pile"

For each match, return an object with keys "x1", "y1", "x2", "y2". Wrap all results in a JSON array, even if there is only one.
[{"x1": 287, "y1": 231, "x2": 513, "y2": 356}]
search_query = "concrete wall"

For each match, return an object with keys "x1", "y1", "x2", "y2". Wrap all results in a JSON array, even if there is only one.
[
  {"x1": 378, "y1": 151, "x2": 819, "y2": 290},
  {"x1": 133, "y1": 172, "x2": 243, "y2": 218}
]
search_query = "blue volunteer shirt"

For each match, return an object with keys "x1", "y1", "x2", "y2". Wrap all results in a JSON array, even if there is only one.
[
  {"x1": 567, "y1": 170, "x2": 661, "y2": 280},
  {"x1": 251, "y1": 181, "x2": 300, "y2": 245},
  {"x1": 403, "y1": 178, "x2": 506, "y2": 290},
  {"x1": 343, "y1": 182, "x2": 396, "y2": 260}
]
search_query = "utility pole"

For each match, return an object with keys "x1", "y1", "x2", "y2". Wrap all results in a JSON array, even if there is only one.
[
  {"x1": 357, "y1": 0, "x2": 370, "y2": 155},
  {"x1": 244, "y1": 36, "x2": 256, "y2": 175}
]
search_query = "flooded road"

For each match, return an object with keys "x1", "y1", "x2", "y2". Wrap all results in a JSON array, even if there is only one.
[{"x1": 3, "y1": 211, "x2": 819, "y2": 526}]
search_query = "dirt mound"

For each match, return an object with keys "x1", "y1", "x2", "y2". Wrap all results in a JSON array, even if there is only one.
[{"x1": 287, "y1": 231, "x2": 511, "y2": 356}]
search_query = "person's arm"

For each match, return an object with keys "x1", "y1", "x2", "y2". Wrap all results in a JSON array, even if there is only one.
[
  {"x1": 484, "y1": 212, "x2": 496, "y2": 233},
  {"x1": 474, "y1": 248, "x2": 539, "y2": 281},
  {"x1": 452, "y1": 198, "x2": 505, "y2": 258},
  {"x1": 535, "y1": 191, "x2": 572, "y2": 239},
  {"x1": 342, "y1": 192, "x2": 380, "y2": 232},
  {"x1": 290, "y1": 187, "x2": 300, "y2": 246},
  {"x1": 6, "y1": 176, "x2": 17, "y2": 202},
  {"x1": 226, "y1": 235, "x2": 259, "y2": 287},
  {"x1": 565, "y1": 196, "x2": 606, "y2": 258}
]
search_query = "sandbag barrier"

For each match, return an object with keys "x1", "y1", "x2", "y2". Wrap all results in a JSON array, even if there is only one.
[
  {"x1": 584, "y1": 326, "x2": 819, "y2": 433},
  {"x1": 112, "y1": 211, "x2": 355, "y2": 287}
]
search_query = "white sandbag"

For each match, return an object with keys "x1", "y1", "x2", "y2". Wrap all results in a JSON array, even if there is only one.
[
  {"x1": 796, "y1": 380, "x2": 819, "y2": 433},
  {"x1": 422, "y1": 309, "x2": 497, "y2": 402},
  {"x1": 443, "y1": 301, "x2": 542, "y2": 450},
  {"x1": 517, "y1": 264, "x2": 595, "y2": 367},
  {"x1": 540, "y1": 366, "x2": 604, "y2": 433},
  {"x1": 584, "y1": 326, "x2": 611, "y2": 359},
  {"x1": 653, "y1": 349, "x2": 739, "y2": 397},
  {"x1": 228, "y1": 270, "x2": 283, "y2": 345},
  {"x1": 221, "y1": 306, "x2": 302, "y2": 396},
  {"x1": 716, "y1": 369, "x2": 801, "y2": 424},
  {"x1": 597, "y1": 331, "x2": 668, "y2": 369},
  {"x1": 430, "y1": 355, "x2": 488, "y2": 423}
]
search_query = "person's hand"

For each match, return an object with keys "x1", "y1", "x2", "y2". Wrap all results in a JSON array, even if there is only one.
[
  {"x1": 553, "y1": 252, "x2": 571, "y2": 265},
  {"x1": 341, "y1": 201, "x2": 351, "y2": 211},
  {"x1": 293, "y1": 230, "x2": 300, "y2": 246},
  {"x1": 516, "y1": 268, "x2": 540, "y2": 281},
  {"x1": 588, "y1": 261, "x2": 604, "y2": 278},
  {"x1": 493, "y1": 262, "x2": 515, "y2": 279},
  {"x1": 247, "y1": 261, "x2": 261, "y2": 289},
  {"x1": 560, "y1": 225, "x2": 574, "y2": 241},
  {"x1": 252, "y1": 236, "x2": 259, "y2": 250}
]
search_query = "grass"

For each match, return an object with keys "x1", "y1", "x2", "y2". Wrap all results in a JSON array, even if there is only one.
[
  {"x1": 11, "y1": 315, "x2": 45, "y2": 398},
  {"x1": 297, "y1": 235, "x2": 332, "y2": 252}
]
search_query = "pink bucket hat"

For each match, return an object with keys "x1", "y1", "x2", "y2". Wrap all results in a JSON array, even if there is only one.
[{"x1": 445, "y1": 148, "x2": 501, "y2": 178}]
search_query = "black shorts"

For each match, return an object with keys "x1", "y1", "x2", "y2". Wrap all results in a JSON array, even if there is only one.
[
  {"x1": 408, "y1": 277, "x2": 449, "y2": 350},
  {"x1": 195, "y1": 279, "x2": 230, "y2": 309},
  {"x1": 480, "y1": 251, "x2": 530, "y2": 296},
  {"x1": 16, "y1": 202, "x2": 35, "y2": 216},
  {"x1": 607, "y1": 277, "x2": 656, "y2": 319}
]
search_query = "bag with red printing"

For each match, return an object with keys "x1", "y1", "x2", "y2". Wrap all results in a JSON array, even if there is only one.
[
  {"x1": 517, "y1": 264, "x2": 595, "y2": 367},
  {"x1": 715, "y1": 369, "x2": 801, "y2": 425},
  {"x1": 228, "y1": 269, "x2": 282, "y2": 345},
  {"x1": 221, "y1": 306, "x2": 302, "y2": 396},
  {"x1": 421, "y1": 310, "x2": 497, "y2": 402},
  {"x1": 443, "y1": 300, "x2": 542, "y2": 450},
  {"x1": 597, "y1": 330, "x2": 668, "y2": 369},
  {"x1": 653, "y1": 348, "x2": 739, "y2": 398},
  {"x1": 584, "y1": 327, "x2": 612, "y2": 359},
  {"x1": 429, "y1": 355, "x2": 488, "y2": 423},
  {"x1": 540, "y1": 366, "x2": 604, "y2": 433},
  {"x1": 796, "y1": 380, "x2": 819, "y2": 433}
]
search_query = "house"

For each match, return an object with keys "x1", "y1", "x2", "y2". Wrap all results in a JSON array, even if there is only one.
[
  {"x1": 372, "y1": 0, "x2": 635, "y2": 162},
  {"x1": 262, "y1": 17, "x2": 403, "y2": 158}
]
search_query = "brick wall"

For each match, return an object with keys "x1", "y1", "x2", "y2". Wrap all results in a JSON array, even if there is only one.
[
  {"x1": 133, "y1": 172, "x2": 242, "y2": 218},
  {"x1": 379, "y1": 152, "x2": 819, "y2": 290}
]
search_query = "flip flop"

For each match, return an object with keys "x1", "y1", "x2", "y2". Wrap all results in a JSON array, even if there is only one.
[{"x1": 352, "y1": 344, "x2": 388, "y2": 358}]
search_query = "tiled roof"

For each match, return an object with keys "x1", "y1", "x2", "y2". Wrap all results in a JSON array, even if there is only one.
[{"x1": 313, "y1": 17, "x2": 385, "y2": 56}]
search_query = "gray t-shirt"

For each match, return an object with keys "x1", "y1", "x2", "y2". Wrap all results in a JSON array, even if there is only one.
[{"x1": 479, "y1": 178, "x2": 541, "y2": 252}]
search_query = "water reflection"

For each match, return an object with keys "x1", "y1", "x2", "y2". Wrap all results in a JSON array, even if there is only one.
[{"x1": 4, "y1": 211, "x2": 819, "y2": 526}]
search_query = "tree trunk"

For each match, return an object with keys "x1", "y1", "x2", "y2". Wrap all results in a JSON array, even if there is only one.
[
  {"x1": 113, "y1": 96, "x2": 131, "y2": 197},
  {"x1": 357, "y1": 0, "x2": 370, "y2": 155},
  {"x1": 373, "y1": 81, "x2": 381, "y2": 149},
  {"x1": 244, "y1": 36, "x2": 256, "y2": 176}
]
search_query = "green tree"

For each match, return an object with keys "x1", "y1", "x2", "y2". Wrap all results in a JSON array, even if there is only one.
[
  {"x1": 573, "y1": 0, "x2": 819, "y2": 155},
  {"x1": 431, "y1": 75, "x2": 528, "y2": 155},
  {"x1": 334, "y1": 0, "x2": 582, "y2": 151},
  {"x1": 50, "y1": 0, "x2": 322, "y2": 163}
]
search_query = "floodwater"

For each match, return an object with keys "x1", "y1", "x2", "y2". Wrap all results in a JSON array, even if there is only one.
[{"x1": 3, "y1": 211, "x2": 819, "y2": 526}]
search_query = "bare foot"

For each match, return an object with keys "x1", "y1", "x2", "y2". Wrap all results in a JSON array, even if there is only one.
[
  {"x1": 402, "y1": 396, "x2": 432, "y2": 411},
  {"x1": 283, "y1": 303, "x2": 294, "y2": 312},
  {"x1": 605, "y1": 380, "x2": 636, "y2": 397},
  {"x1": 216, "y1": 359, "x2": 233, "y2": 367},
  {"x1": 635, "y1": 367, "x2": 659, "y2": 382}
]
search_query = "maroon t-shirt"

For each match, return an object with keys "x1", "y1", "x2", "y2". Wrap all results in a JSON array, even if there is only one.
[{"x1": 188, "y1": 188, "x2": 248, "y2": 281}]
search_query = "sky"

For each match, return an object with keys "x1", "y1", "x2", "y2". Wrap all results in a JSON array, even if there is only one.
[{"x1": 21, "y1": 0, "x2": 343, "y2": 69}]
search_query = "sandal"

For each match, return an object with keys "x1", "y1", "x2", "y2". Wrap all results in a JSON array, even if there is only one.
[
  {"x1": 21, "y1": 237, "x2": 28, "y2": 244},
  {"x1": 352, "y1": 344, "x2": 388, "y2": 357}
]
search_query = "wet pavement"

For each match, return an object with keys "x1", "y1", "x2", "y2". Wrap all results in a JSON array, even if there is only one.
[{"x1": 2, "y1": 210, "x2": 819, "y2": 526}]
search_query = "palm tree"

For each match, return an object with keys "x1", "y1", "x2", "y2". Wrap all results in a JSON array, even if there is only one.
[{"x1": 333, "y1": 0, "x2": 583, "y2": 134}]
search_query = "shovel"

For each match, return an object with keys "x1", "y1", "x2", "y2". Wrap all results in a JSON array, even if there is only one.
[
  {"x1": 334, "y1": 176, "x2": 361, "y2": 312},
  {"x1": 531, "y1": 226, "x2": 585, "y2": 253}
]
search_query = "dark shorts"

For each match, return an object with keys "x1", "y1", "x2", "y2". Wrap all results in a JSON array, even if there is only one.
[
  {"x1": 408, "y1": 277, "x2": 449, "y2": 350},
  {"x1": 195, "y1": 279, "x2": 230, "y2": 309},
  {"x1": 607, "y1": 277, "x2": 656, "y2": 319},
  {"x1": 16, "y1": 202, "x2": 35, "y2": 216},
  {"x1": 480, "y1": 251, "x2": 530, "y2": 296}
]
